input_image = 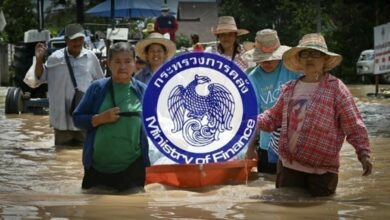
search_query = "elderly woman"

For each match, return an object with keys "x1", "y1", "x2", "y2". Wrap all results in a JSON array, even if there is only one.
[
  {"x1": 244, "y1": 29, "x2": 300, "y2": 174},
  {"x1": 134, "y1": 32, "x2": 176, "y2": 84},
  {"x1": 73, "y1": 42, "x2": 150, "y2": 192},
  {"x1": 205, "y1": 16, "x2": 251, "y2": 71},
  {"x1": 257, "y1": 33, "x2": 372, "y2": 196}
]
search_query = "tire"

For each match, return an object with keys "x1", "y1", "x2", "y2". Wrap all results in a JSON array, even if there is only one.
[{"x1": 5, "y1": 87, "x2": 23, "y2": 114}]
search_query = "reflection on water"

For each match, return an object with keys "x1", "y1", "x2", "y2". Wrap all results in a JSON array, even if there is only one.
[{"x1": 0, "y1": 85, "x2": 390, "y2": 219}]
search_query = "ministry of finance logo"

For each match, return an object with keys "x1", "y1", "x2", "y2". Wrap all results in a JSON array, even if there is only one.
[{"x1": 142, "y1": 52, "x2": 258, "y2": 164}]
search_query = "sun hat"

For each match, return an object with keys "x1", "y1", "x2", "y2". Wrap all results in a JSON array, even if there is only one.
[
  {"x1": 143, "y1": 23, "x2": 155, "y2": 33},
  {"x1": 211, "y1": 16, "x2": 249, "y2": 36},
  {"x1": 135, "y1": 32, "x2": 176, "y2": 61},
  {"x1": 64, "y1": 23, "x2": 85, "y2": 40},
  {"x1": 243, "y1": 29, "x2": 290, "y2": 63},
  {"x1": 283, "y1": 33, "x2": 342, "y2": 72}
]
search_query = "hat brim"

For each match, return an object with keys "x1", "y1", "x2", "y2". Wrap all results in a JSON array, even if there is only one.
[
  {"x1": 68, "y1": 32, "x2": 85, "y2": 40},
  {"x1": 135, "y1": 37, "x2": 176, "y2": 61},
  {"x1": 283, "y1": 46, "x2": 342, "y2": 72},
  {"x1": 212, "y1": 28, "x2": 249, "y2": 36},
  {"x1": 244, "y1": 45, "x2": 291, "y2": 63}
]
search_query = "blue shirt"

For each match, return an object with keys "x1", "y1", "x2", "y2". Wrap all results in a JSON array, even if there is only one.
[{"x1": 248, "y1": 62, "x2": 300, "y2": 162}]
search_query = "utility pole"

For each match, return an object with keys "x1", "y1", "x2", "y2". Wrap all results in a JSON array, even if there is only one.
[
  {"x1": 76, "y1": 0, "x2": 84, "y2": 24},
  {"x1": 111, "y1": 0, "x2": 115, "y2": 29},
  {"x1": 316, "y1": 0, "x2": 321, "y2": 33}
]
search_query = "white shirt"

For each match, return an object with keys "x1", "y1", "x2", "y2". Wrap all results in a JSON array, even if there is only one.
[{"x1": 24, "y1": 48, "x2": 104, "y2": 130}]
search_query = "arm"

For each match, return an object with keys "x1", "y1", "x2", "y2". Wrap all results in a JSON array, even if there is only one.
[
  {"x1": 245, "y1": 129, "x2": 259, "y2": 160},
  {"x1": 73, "y1": 81, "x2": 120, "y2": 130},
  {"x1": 34, "y1": 42, "x2": 47, "y2": 78},
  {"x1": 91, "y1": 107, "x2": 120, "y2": 127},
  {"x1": 337, "y1": 82, "x2": 372, "y2": 176}
]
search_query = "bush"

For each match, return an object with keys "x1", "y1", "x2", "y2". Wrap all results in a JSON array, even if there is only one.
[{"x1": 175, "y1": 33, "x2": 191, "y2": 49}]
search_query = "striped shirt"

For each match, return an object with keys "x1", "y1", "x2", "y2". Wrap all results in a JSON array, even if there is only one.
[{"x1": 257, "y1": 74, "x2": 371, "y2": 173}]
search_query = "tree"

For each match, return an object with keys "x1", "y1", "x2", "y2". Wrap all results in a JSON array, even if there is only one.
[{"x1": 0, "y1": 0, "x2": 37, "y2": 44}]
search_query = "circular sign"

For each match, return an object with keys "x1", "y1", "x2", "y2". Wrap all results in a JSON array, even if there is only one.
[{"x1": 143, "y1": 52, "x2": 258, "y2": 164}]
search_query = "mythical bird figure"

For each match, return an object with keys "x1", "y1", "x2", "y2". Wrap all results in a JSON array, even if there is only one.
[{"x1": 168, "y1": 74, "x2": 234, "y2": 146}]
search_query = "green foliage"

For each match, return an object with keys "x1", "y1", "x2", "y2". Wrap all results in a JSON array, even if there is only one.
[
  {"x1": 220, "y1": 0, "x2": 390, "y2": 81},
  {"x1": 176, "y1": 33, "x2": 191, "y2": 49},
  {"x1": 1, "y1": 0, "x2": 37, "y2": 44},
  {"x1": 0, "y1": 31, "x2": 8, "y2": 45}
]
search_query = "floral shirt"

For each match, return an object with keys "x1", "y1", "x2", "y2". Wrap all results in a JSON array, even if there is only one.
[{"x1": 257, "y1": 74, "x2": 371, "y2": 173}]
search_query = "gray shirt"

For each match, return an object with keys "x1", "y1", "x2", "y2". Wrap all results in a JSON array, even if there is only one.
[{"x1": 26, "y1": 48, "x2": 104, "y2": 130}]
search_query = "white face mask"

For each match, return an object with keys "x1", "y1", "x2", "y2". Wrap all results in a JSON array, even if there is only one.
[{"x1": 162, "y1": 11, "x2": 169, "y2": 16}]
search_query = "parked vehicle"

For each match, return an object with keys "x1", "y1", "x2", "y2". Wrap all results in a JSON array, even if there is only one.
[
  {"x1": 356, "y1": 49, "x2": 375, "y2": 83},
  {"x1": 356, "y1": 49, "x2": 390, "y2": 84}
]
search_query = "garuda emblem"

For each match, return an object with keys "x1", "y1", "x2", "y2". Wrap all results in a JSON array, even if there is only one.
[{"x1": 167, "y1": 74, "x2": 235, "y2": 146}]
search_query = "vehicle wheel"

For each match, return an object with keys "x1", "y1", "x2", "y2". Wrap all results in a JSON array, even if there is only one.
[
  {"x1": 5, "y1": 87, "x2": 24, "y2": 114},
  {"x1": 380, "y1": 73, "x2": 390, "y2": 84}
]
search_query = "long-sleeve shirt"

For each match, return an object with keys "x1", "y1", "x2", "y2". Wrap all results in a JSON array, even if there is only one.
[
  {"x1": 72, "y1": 77, "x2": 150, "y2": 169},
  {"x1": 257, "y1": 74, "x2": 370, "y2": 173}
]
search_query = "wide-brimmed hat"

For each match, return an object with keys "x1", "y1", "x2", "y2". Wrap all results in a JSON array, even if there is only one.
[
  {"x1": 283, "y1": 33, "x2": 342, "y2": 72},
  {"x1": 243, "y1": 29, "x2": 290, "y2": 63},
  {"x1": 143, "y1": 23, "x2": 155, "y2": 33},
  {"x1": 211, "y1": 16, "x2": 249, "y2": 36},
  {"x1": 135, "y1": 32, "x2": 176, "y2": 61},
  {"x1": 65, "y1": 23, "x2": 85, "y2": 40}
]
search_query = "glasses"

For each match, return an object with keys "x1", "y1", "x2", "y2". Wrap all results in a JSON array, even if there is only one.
[{"x1": 299, "y1": 50, "x2": 324, "y2": 58}]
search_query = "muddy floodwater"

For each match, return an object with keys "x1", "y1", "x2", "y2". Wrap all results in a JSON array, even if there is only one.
[{"x1": 0, "y1": 85, "x2": 390, "y2": 219}]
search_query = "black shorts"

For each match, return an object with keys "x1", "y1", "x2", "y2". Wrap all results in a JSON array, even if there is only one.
[
  {"x1": 82, "y1": 156, "x2": 146, "y2": 192},
  {"x1": 257, "y1": 148, "x2": 277, "y2": 174}
]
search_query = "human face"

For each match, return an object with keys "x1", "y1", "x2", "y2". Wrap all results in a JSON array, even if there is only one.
[
  {"x1": 66, "y1": 37, "x2": 84, "y2": 57},
  {"x1": 259, "y1": 60, "x2": 280, "y2": 73},
  {"x1": 299, "y1": 49, "x2": 326, "y2": 75},
  {"x1": 217, "y1": 32, "x2": 237, "y2": 51},
  {"x1": 108, "y1": 51, "x2": 136, "y2": 84},
  {"x1": 145, "y1": 43, "x2": 167, "y2": 70}
]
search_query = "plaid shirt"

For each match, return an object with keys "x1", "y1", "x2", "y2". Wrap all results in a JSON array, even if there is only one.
[{"x1": 257, "y1": 74, "x2": 370, "y2": 173}]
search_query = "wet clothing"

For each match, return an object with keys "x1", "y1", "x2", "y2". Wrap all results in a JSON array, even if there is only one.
[
  {"x1": 257, "y1": 74, "x2": 371, "y2": 173},
  {"x1": 276, "y1": 161, "x2": 338, "y2": 197},
  {"x1": 93, "y1": 82, "x2": 142, "y2": 173},
  {"x1": 82, "y1": 156, "x2": 146, "y2": 191},
  {"x1": 54, "y1": 129, "x2": 85, "y2": 146},
  {"x1": 72, "y1": 78, "x2": 150, "y2": 170},
  {"x1": 25, "y1": 48, "x2": 103, "y2": 131},
  {"x1": 249, "y1": 63, "x2": 299, "y2": 163}
]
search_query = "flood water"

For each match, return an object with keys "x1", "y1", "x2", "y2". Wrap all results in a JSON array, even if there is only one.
[{"x1": 0, "y1": 85, "x2": 390, "y2": 219}]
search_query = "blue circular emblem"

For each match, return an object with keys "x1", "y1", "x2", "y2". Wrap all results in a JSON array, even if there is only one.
[{"x1": 143, "y1": 52, "x2": 258, "y2": 164}]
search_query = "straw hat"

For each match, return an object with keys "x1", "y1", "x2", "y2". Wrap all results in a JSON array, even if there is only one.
[
  {"x1": 143, "y1": 23, "x2": 155, "y2": 33},
  {"x1": 243, "y1": 29, "x2": 290, "y2": 63},
  {"x1": 283, "y1": 33, "x2": 342, "y2": 72},
  {"x1": 135, "y1": 32, "x2": 176, "y2": 61},
  {"x1": 211, "y1": 16, "x2": 249, "y2": 36}
]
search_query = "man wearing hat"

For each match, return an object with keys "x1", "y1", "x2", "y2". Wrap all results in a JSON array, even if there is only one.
[
  {"x1": 24, "y1": 23, "x2": 104, "y2": 146},
  {"x1": 154, "y1": 4, "x2": 178, "y2": 42},
  {"x1": 245, "y1": 29, "x2": 300, "y2": 174}
]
